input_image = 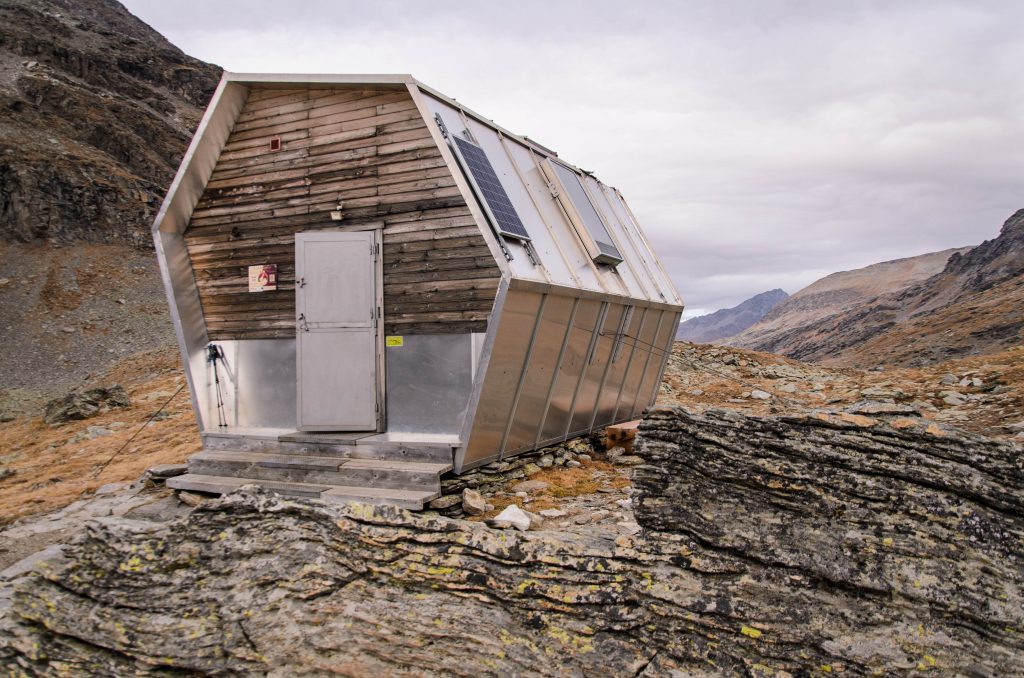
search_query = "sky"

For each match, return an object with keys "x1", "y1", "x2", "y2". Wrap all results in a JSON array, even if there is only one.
[{"x1": 121, "y1": 0, "x2": 1024, "y2": 319}]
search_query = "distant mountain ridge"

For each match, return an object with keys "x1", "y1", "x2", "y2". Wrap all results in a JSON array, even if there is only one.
[
  {"x1": 676, "y1": 288, "x2": 788, "y2": 343},
  {"x1": 729, "y1": 209, "x2": 1024, "y2": 367},
  {"x1": 727, "y1": 246, "x2": 969, "y2": 356}
]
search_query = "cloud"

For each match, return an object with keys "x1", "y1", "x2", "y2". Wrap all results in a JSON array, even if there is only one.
[{"x1": 123, "y1": 0, "x2": 1024, "y2": 315}]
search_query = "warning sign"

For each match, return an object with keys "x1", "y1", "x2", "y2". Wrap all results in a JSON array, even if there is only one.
[
  {"x1": 385, "y1": 336, "x2": 404, "y2": 347},
  {"x1": 248, "y1": 264, "x2": 278, "y2": 292}
]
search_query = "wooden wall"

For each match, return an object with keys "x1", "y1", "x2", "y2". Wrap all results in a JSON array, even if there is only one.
[{"x1": 183, "y1": 86, "x2": 501, "y2": 340}]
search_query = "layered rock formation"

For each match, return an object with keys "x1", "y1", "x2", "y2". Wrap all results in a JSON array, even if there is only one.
[
  {"x1": 2, "y1": 407, "x2": 1021, "y2": 675},
  {"x1": 676, "y1": 288, "x2": 789, "y2": 343},
  {"x1": 0, "y1": 0, "x2": 220, "y2": 246}
]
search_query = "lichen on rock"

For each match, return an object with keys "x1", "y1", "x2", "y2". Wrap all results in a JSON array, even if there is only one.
[{"x1": 1, "y1": 406, "x2": 1021, "y2": 675}]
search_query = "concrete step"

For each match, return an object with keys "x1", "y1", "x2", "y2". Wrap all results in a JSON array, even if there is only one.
[
  {"x1": 166, "y1": 474, "x2": 438, "y2": 511},
  {"x1": 166, "y1": 474, "x2": 330, "y2": 498},
  {"x1": 320, "y1": 485, "x2": 439, "y2": 510},
  {"x1": 188, "y1": 450, "x2": 450, "y2": 491},
  {"x1": 201, "y1": 434, "x2": 455, "y2": 463}
]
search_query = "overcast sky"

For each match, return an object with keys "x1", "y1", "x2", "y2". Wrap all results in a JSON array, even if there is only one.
[{"x1": 122, "y1": 0, "x2": 1024, "y2": 318}]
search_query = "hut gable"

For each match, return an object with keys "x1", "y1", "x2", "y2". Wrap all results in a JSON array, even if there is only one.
[{"x1": 183, "y1": 85, "x2": 501, "y2": 339}]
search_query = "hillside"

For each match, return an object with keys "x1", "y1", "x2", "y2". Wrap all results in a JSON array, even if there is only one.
[
  {"x1": 727, "y1": 246, "x2": 968, "y2": 355},
  {"x1": 0, "y1": 0, "x2": 220, "y2": 245},
  {"x1": 675, "y1": 288, "x2": 787, "y2": 343},
  {"x1": 729, "y1": 210, "x2": 1024, "y2": 367},
  {"x1": 0, "y1": 0, "x2": 220, "y2": 416}
]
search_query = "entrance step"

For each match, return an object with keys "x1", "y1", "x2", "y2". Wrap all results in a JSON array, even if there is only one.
[
  {"x1": 172, "y1": 447, "x2": 451, "y2": 510},
  {"x1": 201, "y1": 433, "x2": 455, "y2": 463},
  {"x1": 189, "y1": 450, "x2": 450, "y2": 491}
]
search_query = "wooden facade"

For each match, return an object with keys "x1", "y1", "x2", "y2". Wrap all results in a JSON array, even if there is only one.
[{"x1": 183, "y1": 85, "x2": 501, "y2": 339}]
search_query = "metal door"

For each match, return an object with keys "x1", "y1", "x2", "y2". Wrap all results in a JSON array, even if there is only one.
[{"x1": 295, "y1": 231, "x2": 381, "y2": 430}]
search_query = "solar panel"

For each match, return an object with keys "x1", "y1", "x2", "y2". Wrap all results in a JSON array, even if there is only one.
[{"x1": 452, "y1": 136, "x2": 531, "y2": 241}]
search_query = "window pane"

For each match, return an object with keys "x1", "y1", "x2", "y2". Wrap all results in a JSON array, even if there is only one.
[{"x1": 551, "y1": 162, "x2": 621, "y2": 259}]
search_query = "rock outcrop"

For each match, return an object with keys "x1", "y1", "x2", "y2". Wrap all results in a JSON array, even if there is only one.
[
  {"x1": 42, "y1": 384, "x2": 130, "y2": 425},
  {"x1": 0, "y1": 0, "x2": 220, "y2": 246},
  {"x1": 1, "y1": 407, "x2": 1021, "y2": 675}
]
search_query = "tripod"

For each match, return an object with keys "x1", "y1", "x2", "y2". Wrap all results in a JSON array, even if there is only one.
[{"x1": 206, "y1": 344, "x2": 228, "y2": 428}]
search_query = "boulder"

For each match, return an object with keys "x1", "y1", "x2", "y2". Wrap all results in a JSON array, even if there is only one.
[
  {"x1": 461, "y1": 489, "x2": 486, "y2": 516},
  {"x1": 43, "y1": 385, "x2": 131, "y2": 425},
  {"x1": 488, "y1": 504, "x2": 532, "y2": 531}
]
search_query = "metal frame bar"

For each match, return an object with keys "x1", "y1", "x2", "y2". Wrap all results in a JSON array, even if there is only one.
[
  {"x1": 498, "y1": 293, "x2": 549, "y2": 458},
  {"x1": 611, "y1": 306, "x2": 649, "y2": 421},
  {"x1": 533, "y1": 296, "x2": 580, "y2": 449},
  {"x1": 587, "y1": 303, "x2": 628, "y2": 432},
  {"x1": 563, "y1": 301, "x2": 608, "y2": 441},
  {"x1": 628, "y1": 310, "x2": 665, "y2": 417}
]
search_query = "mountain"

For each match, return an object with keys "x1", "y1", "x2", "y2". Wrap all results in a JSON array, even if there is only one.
[
  {"x1": 730, "y1": 210, "x2": 1024, "y2": 367},
  {"x1": 0, "y1": 0, "x2": 220, "y2": 416},
  {"x1": 0, "y1": 0, "x2": 220, "y2": 246},
  {"x1": 727, "y1": 246, "x2": 969, "y2": 356},
  {"x1": 676, "y1": 288, "x2": 788, "y2": 343}
]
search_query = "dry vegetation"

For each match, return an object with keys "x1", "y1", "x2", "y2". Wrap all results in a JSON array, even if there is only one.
[
  {"x1": 1, "y1": 338, "x2": 1020, "y2": 528},
  {"x1": 469, "y1": 460, "x2": 633, "y2": 522},
  {"x1": 0, "y1": 349, "x2": 200, "y2": 525}
]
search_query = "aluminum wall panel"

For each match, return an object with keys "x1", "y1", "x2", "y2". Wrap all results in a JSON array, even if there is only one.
[
  {"x1": 461, "y1": 290, "x2": 543, "y2": 468},
  {"x1": 595, "y1": 306, "x2": 647, "y2": 425},
  {"x1": 617, "y1": 309, "x2": 663, "y2": 420},
  {"x1": 386, "y1": 334, "x2": 474, "y2": 435},
  {"x1": 633, "y1": 311, "x2": 678, "y2": 415},
  {"x1": 536, "y1": 298, "x2": 598, "y2": 444},
  {"x1": 568, "y1": 303, "x2": 624, "y2": 435},
  {"x1": 502, "y1": 294, "x2": 575, "y2": 454}
]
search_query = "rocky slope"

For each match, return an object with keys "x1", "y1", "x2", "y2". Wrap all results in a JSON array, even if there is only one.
[
  {"x1": 0, "y1": 0, "x2": 220, "y2": 246},
  {"x1": 1, "y1": 406, "x2": 1021, "y2": 675},
  {"x1": 0, "y1": 0, "x2": 220, "y2": 414},
  {"x1": 675, "y1": 288, "x2": 788, "y2": 343},
  {"x1": 727, "y1": 247, "x2": 968, "y2": 356},
  {"x1": 729, "y1": 210, "x2": 1024, "y2": 367}
]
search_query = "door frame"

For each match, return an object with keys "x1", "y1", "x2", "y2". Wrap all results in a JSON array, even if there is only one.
[{"x1": 294, "y1": 227, "x2": 385, "y2": 432}]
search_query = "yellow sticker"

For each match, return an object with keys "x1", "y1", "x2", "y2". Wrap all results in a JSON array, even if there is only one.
[{"x1": 385, "y1": 336, "x2": 404, "y2": 347}]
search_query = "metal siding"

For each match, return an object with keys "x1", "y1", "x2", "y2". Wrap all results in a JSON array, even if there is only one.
[
  {"x1": 567, "y1": 302, "x2": 624, "y2": 436},
  {"x1": 502, "y1": 293, "x2": 575, "y2": 454},
  {"x1": 537, "y1": 298, "x2": 600, "y2": 444},
  {"x1": 634, "y1": 311, "x2": 677, "y2": 415},
  {"x1": 619, "y1": 309, "x2": 663, "y2": 420},
  {"x1": 385, "y1": 334, "x2": 474, "y2": 435},
  {"x1": 461, "y1": 290, "x2": 542, "y2": 467}
]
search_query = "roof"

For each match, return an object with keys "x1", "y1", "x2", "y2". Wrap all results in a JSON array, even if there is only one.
[{"x1": 153, "y1": 72, "x2": 683, "y2": 308}]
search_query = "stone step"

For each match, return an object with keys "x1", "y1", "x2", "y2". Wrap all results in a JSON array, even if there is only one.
[
  {"x1": 166, "y1": 474, "x2": 438, "y2": 510},
  {"x1": 188, "y1": 450, "x2": 450, "y2": 491}
]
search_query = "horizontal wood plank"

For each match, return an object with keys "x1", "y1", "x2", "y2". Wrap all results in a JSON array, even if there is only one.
[{"x1": 186, "y1": 85, "x2": 499, "y2": 339}]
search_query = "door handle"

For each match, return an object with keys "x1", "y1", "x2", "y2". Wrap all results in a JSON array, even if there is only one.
[{"x1": 298, "y1": 313, "x2": 309, "y2": 331}]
